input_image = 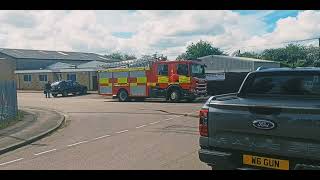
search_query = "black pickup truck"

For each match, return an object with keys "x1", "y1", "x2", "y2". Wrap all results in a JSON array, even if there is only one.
[{"x1": 198, "y1": 68, "x2": 320, "y2": 170}]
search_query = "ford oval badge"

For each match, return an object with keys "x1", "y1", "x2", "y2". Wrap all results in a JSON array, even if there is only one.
[{"x1": 252, "y1": 120, "x2": 276, "y2": 130}]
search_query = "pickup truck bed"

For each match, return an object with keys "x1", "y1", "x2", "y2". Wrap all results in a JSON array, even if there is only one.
[{"x1": 198, "y1": 68, "x2": 320, "y2": 170}]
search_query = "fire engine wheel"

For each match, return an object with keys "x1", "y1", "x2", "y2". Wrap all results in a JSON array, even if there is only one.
[
  {"x1": 169, "y1": 90, "x2": 181, "y2": 102},
  {"x1": 118, "y1": 89, "x2": 129, "y2": 102}
]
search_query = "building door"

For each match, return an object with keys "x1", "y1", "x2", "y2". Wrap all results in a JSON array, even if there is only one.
[
  {"x1": 92, "y1": 76, "x2": 98, "y2": 91},
  {"x1": 54, "y1": 73, "x2": 62, "y2": 81}
]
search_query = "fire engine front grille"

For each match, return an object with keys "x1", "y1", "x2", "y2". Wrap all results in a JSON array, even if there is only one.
[
  {"x1": 196, "y1": 83, "x2": 207, "y2": 90},
  {"x1": 196, "y1": 83, "x2": 207, "y2": 94}
]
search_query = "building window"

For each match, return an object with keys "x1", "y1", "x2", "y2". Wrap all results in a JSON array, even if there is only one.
[
  {"x1": 39, "y1": 75, "x2": 48, "y2": 82},
  {"x1": 157, "y1": 64, "x2": 168, "y2": 76},
  {"x1": 23, "y1": 74, "x2": 32, "y2": 82},
  {"x1": 67, "y1": 73, "x2": 77, "y2": 81},
  {"x1": 177, "y1": 64, "x2": 189, "y2": 76}
]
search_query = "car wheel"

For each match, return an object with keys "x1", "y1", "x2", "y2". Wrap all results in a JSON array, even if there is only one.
[
  {"x1": 169, "y1": 89, "x2": 180, "y2": 102},
  {"x1": 82, "y1": 88, "x2": 87, "y2": 95},
  {"x1": 62, "y1": 91, "x2": 68, "y2": 97},
  {"x1": 52, "y1": 94, "x2": 57, "y2": 98},
  {"x1": 118, "y1": 89, "x2": 129, "y2": 102}
]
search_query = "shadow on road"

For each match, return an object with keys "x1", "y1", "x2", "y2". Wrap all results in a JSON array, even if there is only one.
[
  {"x1": 104, "y1": 99, "x2": 207, "y2": 104},
  {"x1": 66, "y1": 111, "x2": 175, "y2": 116},
  {"x1": 51, "y1": 93, "x2": 92, "y2": 99},
  {"x1": 146, "y1": 125, "x2": 199, "y2": 136}
]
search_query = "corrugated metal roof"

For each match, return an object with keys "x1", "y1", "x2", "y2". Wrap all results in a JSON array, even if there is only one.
[
  {"x1": 77, "y1": 60, "x2": 109, "y2": 69},
  {"x1": 47, "y1": 62, "x2": 75, "y2": 69},
  {"x1": 199, "y1": 55, "x2": 277, "y2": 63},
  {"x1": 14, "y1": 68, "x2": 96, "y2": 74},
  {"x1": 15, "y1": 70, "x2": 52, "y2": 74},
  {"x1": 0, "y1": 48, "x2": 119, "y2": 62}
]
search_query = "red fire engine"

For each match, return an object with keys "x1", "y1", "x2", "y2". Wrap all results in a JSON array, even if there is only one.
[{"x1": 98, "y1": 60, "x2": 207, "y2": 102}]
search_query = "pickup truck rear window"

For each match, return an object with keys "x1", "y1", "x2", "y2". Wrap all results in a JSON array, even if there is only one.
[{"x1": 243, "y1": 74, "x2": 320, "y2": 96}]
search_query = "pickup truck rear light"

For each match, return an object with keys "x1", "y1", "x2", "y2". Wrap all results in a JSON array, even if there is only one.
[{"x1": 199, "y1": 108, "x2": 209, "y2": 137}]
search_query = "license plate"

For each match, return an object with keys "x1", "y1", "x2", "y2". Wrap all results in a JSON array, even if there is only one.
[{"x1": 243, "y1": 154, "x2": 289, "y2": 170}]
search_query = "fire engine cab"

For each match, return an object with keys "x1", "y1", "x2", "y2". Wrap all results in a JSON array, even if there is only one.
[{"x1": 98, "y1": 60, "x2": 207, "y2": 102}]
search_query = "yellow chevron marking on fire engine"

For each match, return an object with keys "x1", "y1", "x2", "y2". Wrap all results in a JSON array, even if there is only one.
[
  {"x1": 158, "y1": 76, "x2": 169, "y2": 83},
  {"x1": 114, "y1": 83, "x2": 129, "y2": 87},
  {"x1": 147, "y1": 83, "x2": 157, "y2": 87},
  {"x1": 99, "y1": 78, "x2": 109, "y2": 84},
  {"x1": 179, "y1": 76, "x2": 191, "y2": 83},
  {"x1": 137, "y1": 77, "x2": 147, "y2": 84},
  {"x1": 117, "y1": 77, "x2": 128, "y2": 84}
]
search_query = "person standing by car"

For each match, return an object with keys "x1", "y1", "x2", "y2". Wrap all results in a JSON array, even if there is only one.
[{"x1": 44, "y1": 81, "x2": 52, "y2": 98}]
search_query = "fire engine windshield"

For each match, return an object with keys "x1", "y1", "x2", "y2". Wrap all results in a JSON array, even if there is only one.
[{"x1": 191, "y1": 64, "x2": 205, "y2": 78}]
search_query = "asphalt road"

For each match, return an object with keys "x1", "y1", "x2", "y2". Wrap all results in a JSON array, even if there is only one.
[{"x1": 0, "y1": 93, "x2": 210, "y2": 170}]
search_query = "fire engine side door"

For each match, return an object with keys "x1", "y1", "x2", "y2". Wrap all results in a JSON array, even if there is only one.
[
  {"x1": 176, "y1": 63, "x2": 191, "y2": 89},
  {"x1": 156, "y1": 63, "x2": 169, "y2": 88},
  {"x1": 150, "y1": 63, "x2": 169, "y2": 98}
]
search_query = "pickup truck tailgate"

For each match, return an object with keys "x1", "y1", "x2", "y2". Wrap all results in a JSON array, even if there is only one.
[{"x1": 208, "y1": 97, "x2": 320, "y2": 160}]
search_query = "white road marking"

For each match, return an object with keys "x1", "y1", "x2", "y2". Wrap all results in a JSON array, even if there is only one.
[
  {"x1": 149, "y1": 121, "x2": 160, "y2": 125},
  {"x1": 93, "y1": 135, "x2": 111, "y2": 140},
  {"x1": 0, "y1": 158, "x2": 24, "y2": 166},
  {"x1": 115, "y1": 130, "x2": 129, "y2": 134},
  {"x1": 34, "y1": 149, "x2": 57, "y2": 156},
  {"x1": 164, "y1": 115, "x2": 183, "y2": 121},
  {"x1": 135, "y1": 125, "x2": 147, "y2": 129},
  {"x1": 67, "y1": 141, "x2": 88, "y2": 147}
]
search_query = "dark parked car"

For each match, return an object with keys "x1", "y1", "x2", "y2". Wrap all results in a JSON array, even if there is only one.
[{"x1": 51, "y1": 80, "x2": 87, "y2": 97}]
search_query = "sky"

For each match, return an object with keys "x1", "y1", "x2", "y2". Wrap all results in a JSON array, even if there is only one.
[{"x1": 0, "y1": 10, "x2": 319, "y2": 59}]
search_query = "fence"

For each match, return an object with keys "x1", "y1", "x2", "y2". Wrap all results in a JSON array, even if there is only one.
[{"x1": 0, "y1": 80, "x2": 18, "y2": 122}]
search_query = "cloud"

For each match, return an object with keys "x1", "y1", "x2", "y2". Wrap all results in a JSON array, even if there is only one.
[
  {"x1": 0, "y1": 11, "x2": 38, "y2": 28},
  {"x1": 0, "y1": 10, "x2": 318, "y2": 59},
  {"x1": 241, "y1": 10, "x2": 320, "y2": 52}
]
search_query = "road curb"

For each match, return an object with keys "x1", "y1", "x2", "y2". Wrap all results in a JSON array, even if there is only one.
[{"x1": 0, "y1": 109, "x2": 65, "y2": 155}]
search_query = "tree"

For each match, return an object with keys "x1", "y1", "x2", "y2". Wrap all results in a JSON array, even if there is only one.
[
  {"x1": 237, "y1": 52, "x2": 260, "y2": 59},
  {"x1": 314, "y1": 61, "x2": 320, "y2": 67},
  {"x1": 176, "y1": 53, "x2": 187, "y2": 60},
  {"x1": 239, "y1": 44, "x2": 319, "y2": 68},
  {"x1": 140, "y1": 53, "x2": 168, "y2": 61},
  {"x1": 176, "y1": 40, "x2": 224, "y2": 60},
  {"x1": 152, "y1": 53, "x2": 167, "y2": 60},
  {"x1": 104, "y1": 52, "x2": 136, "y2": 61},
  {"x1": 260, "y1": 44, "x2": 312, "y2": 68}
]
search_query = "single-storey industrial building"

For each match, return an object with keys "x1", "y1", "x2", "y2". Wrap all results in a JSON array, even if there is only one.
[
  {"x1": 199, "y1": 55, "x2": 281, "y2": 95},
  {"x1": 15, "y1": 61, "x2": 109, "y2": 91},
  {"x1": 0, "y1": 48, "x2": 120, "y2": 91},
  {"x1": 0, "y1": 48, "x2": 116, "y2": 70}
]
